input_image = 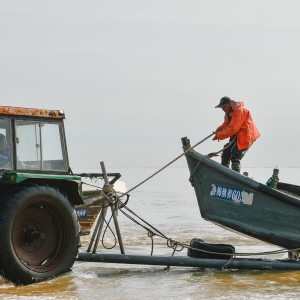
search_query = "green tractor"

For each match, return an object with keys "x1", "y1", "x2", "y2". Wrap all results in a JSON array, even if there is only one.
[{"x1": 0, "y1": 106, "x2": 88, "y2": 285}]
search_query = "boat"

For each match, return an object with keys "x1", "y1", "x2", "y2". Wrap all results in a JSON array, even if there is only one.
[{"x1": 181, "y1": 137, "x2": 300, "y2": 251}]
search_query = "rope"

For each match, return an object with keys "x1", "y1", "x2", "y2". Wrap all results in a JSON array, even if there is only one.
[
  {"x1": 189, "y1": 155, "x2": 206, "y2": 187},
  {"x1": 148, "y1": 230, "x2": 155, "y2": 256},
  {"x1": 100, "y1": 207, "x2": 117, "y2": 250},
  {"x1": 118, "y1": 199, "x2": 167, "y2": 239},
  {"x1": 188, "y1": 136, "x2": 237, "y2": 186},
  {"x1": 206, "y1": 135, "x2": 236, "y2": 158},
  {"x1": 117, "y1": 197, "x2": 300, "y2": 259},
  {"x1": 167, "y1": 239, "x2": 184, "y2": 253},
  {"x1": 123, "y1": 133, "x2": 215, "y2": 195},
  {"x1": 101, "y1": 184, "x2": 117, "y2": 205},
  {"x1": 222, "y1": 254, "x2": 235, "y2": 270},
  {"x1": 86, "y1": 184, "x2": 122, "y2": 251},
  {"x1": 165, "y1": 239, "x2": 184, "y2": 270}
]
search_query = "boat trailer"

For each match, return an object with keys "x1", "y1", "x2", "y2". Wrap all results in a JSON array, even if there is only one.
[{"x1": 76, "y1": 162, "x2": 300, "y2": 272}]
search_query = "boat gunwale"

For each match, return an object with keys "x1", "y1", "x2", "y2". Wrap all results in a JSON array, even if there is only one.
[{"x1": 185, "y1": 149, "x2": 300, "y2": 209}]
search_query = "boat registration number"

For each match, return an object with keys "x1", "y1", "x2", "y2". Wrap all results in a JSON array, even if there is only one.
[{"x1": 210, "y1": 184, "x2": 254, "y2": 205}]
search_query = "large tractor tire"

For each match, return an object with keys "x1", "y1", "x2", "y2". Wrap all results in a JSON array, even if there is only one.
[{"x1": 0, "y1": 183, "x2": 80, "y2": 285}]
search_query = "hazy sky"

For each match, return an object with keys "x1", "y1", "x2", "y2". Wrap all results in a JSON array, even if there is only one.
[{"x1": 1, "y1": 1, "x2": 300, "y2": 169}]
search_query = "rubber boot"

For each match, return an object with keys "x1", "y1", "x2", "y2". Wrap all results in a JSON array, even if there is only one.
[
  {"x1": 221, "y1": 161, "x2": 230, "y2": 168},
  {"x1": 231, "y1": 162, "x2": 240, "y2": 173}
]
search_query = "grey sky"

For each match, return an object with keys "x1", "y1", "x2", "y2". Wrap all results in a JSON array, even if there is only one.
[{"x1": 1, "y1": 1, "x2": 300, "y2": 169}]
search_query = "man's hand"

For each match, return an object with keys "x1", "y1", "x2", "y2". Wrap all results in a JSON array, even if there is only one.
[{"x1": 212, "y1": 135, "x2": 218, "y2": 141}]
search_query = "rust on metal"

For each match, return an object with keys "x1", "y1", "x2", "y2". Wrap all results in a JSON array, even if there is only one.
[{"x1": 0, "y1": 106, "x2": 65, "y2": 119}]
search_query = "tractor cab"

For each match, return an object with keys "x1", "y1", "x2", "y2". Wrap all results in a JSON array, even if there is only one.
[
  {"x1": 0, "y1": 106, "x2": 85, "y2": 286},
  {"x1": 0, "y1": 106, "x2": 69, "y2": 173}
]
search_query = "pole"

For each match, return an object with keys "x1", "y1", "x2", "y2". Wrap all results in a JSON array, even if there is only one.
[
  {"x1": 98, "y1": 161, "x2": 125, "y2": 254},
  {"x1": 77, "y1": 253, "x2": 300, "y2": 271}
]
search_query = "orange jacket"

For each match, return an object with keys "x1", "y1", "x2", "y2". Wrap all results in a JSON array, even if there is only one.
[{"x1": 216, "y1": 101, "x2": 260, "y2": 150}]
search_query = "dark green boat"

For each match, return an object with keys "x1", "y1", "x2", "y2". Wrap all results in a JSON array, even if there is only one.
[{"x1": 182, "y1": 137, "x2": 300, "y2": 250}]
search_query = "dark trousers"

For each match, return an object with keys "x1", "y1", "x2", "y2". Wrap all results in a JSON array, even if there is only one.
[{"x1": 221, "y1": 139, "x2": 248, "y2": 172}]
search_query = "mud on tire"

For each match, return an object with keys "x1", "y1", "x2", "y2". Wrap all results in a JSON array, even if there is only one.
[{"x1": 0, "y1": 183, "x2": 80, "y2": 285}]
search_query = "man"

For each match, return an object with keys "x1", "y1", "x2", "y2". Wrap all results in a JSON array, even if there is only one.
[
  {"x1": 0, "y1": 133, "x2": 11, "y2": 168},
  {"x1": 212, "y1": 96, "x2": 260, "y2": 173}
]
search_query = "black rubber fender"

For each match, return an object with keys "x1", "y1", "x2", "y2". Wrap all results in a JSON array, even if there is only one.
[{"x1": 187, "y1": 238, "x2": 235, "y2": 260}]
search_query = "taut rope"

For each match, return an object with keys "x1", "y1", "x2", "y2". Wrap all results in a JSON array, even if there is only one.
[{"x1": 124, "y1": 132, "x2": 215, "y2": 195}]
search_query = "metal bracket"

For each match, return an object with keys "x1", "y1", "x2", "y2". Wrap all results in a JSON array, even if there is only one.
[{"x1": 87, "y1": 161, "x2": 125, "y2": 254}]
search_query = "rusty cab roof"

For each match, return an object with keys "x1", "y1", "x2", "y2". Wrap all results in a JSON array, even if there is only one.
[{"x1": 0, "y1": 106, "x2": 65, "y2": 119}]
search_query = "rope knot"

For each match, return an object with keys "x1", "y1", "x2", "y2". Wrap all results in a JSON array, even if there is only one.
[
  {"x1": 101, "y1": 184, "x2": 116, "y2": 204},
  {"x1": 148, "y1": 230, "x2": 156, "y2": 238},
  {"x1": 167, "y1": 239, "x2": 183, "y2": 252}
]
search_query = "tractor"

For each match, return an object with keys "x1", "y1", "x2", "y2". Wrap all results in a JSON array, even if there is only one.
[{"x1": 0, "y1": 106, "x2": 98, "y2": 285}]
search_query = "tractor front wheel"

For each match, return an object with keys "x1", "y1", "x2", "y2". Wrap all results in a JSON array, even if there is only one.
[{"x1": 0, "y1": 184, "x2": 80, "y2": 285}]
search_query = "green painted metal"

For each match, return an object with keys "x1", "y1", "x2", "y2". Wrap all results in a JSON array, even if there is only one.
[{"x1": 1, "y1": 172, "x2": 81, "y2": 184}]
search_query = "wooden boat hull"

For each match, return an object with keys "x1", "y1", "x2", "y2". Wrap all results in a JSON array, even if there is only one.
[
  {"x1": 182, "y1": 137, "x2": 300, "y2": 250},
  {"x1": 75, "y1": 190, "x2": 104, "y2": 234}
]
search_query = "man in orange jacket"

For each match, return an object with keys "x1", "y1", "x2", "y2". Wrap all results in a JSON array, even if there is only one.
[{"x1": 212, "y1": 96, "x2": 260, "y2": 173}]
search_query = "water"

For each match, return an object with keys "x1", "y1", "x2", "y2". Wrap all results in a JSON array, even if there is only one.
[{"x1": 2, "y1": 167, "x2": 300, "y2": 299}]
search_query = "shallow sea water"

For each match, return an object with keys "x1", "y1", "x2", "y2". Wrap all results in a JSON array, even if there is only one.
[{"x1": 1, "y1": 166, "x2": 300, "y2": 299}]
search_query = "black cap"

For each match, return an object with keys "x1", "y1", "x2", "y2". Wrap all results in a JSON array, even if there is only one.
[{"x1": 215, "y1": 96, "x2": 231, "y2": 108}]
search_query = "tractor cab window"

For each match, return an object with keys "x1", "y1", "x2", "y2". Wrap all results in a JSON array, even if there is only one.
[
  {"x1": 15, "y1": 121, "x2": 68, "y2": 171},
  {"x1": 0, "y1": 118, "x2": 12, "y2": 170}
]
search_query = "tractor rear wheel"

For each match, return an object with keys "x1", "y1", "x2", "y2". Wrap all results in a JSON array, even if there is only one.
[{"x1": 0, "y1": 183, "x2": 80, "y2": 285}]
